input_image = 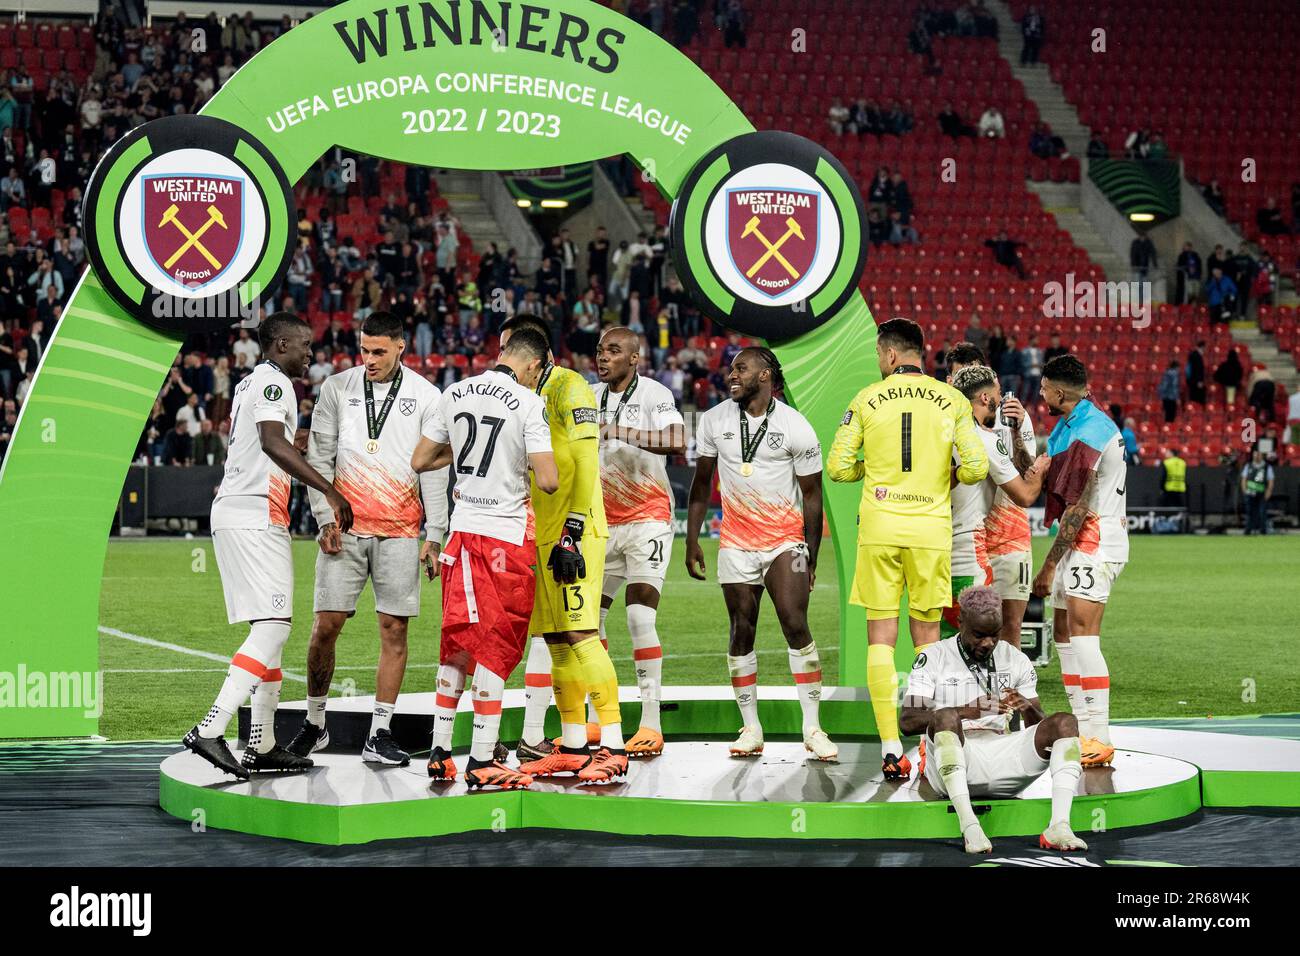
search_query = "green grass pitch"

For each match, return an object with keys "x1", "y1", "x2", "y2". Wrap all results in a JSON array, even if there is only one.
[{"x1": 97, "y1": 535, "x2": 1300, "y2": 740}]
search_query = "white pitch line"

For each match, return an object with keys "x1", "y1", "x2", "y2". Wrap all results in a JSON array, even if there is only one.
[
  {"x1": 97, "y1": 626, "x2": 348, "y2": 691},
  {"x1": 100, "y1": 648, "x2": 839, "y2": 677},
  {"x1": 100, "y1": 625, "x2": 840, "y2": 683}
]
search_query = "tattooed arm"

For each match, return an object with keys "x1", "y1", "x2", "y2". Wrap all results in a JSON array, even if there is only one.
[{"x1": 1032, "y1": 469, "x2": 1098, "y2": 597}]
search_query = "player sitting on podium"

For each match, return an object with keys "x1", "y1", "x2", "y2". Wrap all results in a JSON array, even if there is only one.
[{"x1": 899, "y1": 585, "x2": 1088, "y2": 855}]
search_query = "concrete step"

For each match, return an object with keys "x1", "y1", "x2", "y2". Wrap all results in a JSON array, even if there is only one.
[{"x1": 1026, "y1": 181, "x2": 1126, "y2": 281}]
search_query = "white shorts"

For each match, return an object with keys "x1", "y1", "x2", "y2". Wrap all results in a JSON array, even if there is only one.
[
  {"x1": 314, "y1": 533, "x2": 421, "y2": 617},
  {"x1": 717, "y1": 541, "x2": 807, "y2": 587},
  {"x1": 603, "y1": 521, "x2": 674, "y2": 593},
  {"x1": 1052, "y1": 550, "x2": 1125, "y2": 606},
  {"x1": 924, "y1": 726, "x2": 1048, "y2": 799},
  {"x1": 991, "y1": 550, "x2": 1032, "y2": 601},
  {"x1": 213, "y1": 526, "x2": 294, "y2": 624}
]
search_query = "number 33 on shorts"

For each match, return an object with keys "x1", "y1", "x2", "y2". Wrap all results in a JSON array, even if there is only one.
[{"x1": 1052, "y1": 555, "x2": 1124, "y2": 604}]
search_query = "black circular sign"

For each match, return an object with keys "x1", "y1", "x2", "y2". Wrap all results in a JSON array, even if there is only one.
[
  {"x1": 668, "y1": 130, "x2": 867, "y2": 341},
  {"x1": 82, "y1": 114, "x2": 296, "y2": 333}
]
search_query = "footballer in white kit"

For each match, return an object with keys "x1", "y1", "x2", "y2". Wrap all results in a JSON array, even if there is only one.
[
  {"x1": 899, "y1": 585, "x2": 1088, "y2": 855},
  {"x1": 412, "y1": 326, "x2": 558, "y2": 791},
  {"x1": 943, "y1": 366, "x2": 1048, "y2": 640},
  {"x1": 183, "y1": 314, "x2": 354, "y2": 780},
  {"x1": 685, "y1": 347, "x2": 837, "y2": 761},
  {"x1": 1034, "y1": 355, "x2": 1131, "y2": 768},
  {"x1": 944, "y1": 341, "x2": 1041, "y2": 643},
  {"x1": 287, "y1": 312, "x2": 450, "y2": 767},
  {"x1": 590, "y1": 327, "x2": 686, "y2": 757}
]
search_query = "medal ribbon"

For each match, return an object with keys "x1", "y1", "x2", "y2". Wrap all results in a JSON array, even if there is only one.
[
  {"x1": 364, "y1": 367, "x2": 403, "y2": 444},
  {"x1": 599, "y1": 374, "x2": 639, "y2": 426},
  {"x1": 739, "y1": 398, "x2": 776, "y2": 466}
]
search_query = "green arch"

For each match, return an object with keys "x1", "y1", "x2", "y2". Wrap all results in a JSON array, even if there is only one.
[{"x1": 0, "y1": 0, "x2": 880, "y2": 737}]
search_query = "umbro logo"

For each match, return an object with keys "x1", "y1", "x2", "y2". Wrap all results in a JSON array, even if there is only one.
[
  {"x1": 348, "y1": 398, "x2": 361, "y2": 407},
  {"x1": 722, "y1": 431, "x2": 736, "y2": 440}
]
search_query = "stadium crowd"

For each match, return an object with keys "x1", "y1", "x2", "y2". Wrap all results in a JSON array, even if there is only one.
[{"x1": 0, "y1": 8, "x2": 1295, "y2": 503}]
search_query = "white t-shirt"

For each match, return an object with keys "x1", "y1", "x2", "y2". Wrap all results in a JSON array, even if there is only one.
[
  {"x1": 1084, "y1": 429, "x2": 1130, "y2": 562},
  {"x1": 951, "y1": 427, "x2": 1018, "y2": 576},
  {"x1": 308, "y1": 365, "x2": 442, "y2": 539},
  {"x1": 905, "y1": 636, "x2": 1038, "y2": 735},
  {"x1": 424, "y1": 368, "x2": 551, "y2": 546},
  {"x1": 594, "y1": 374, "x2": 684, "y2": 527},
  {"x1": 232, "y1": 337, "x2": 261, "y2": 368},
  {"x1": 987, "y1": 408, "x2": 1037, "y2": 555},
  {"x1": 695, "y1": 397, "x2": 822, "y2": 551},
  {"x1": 211, "y1": 361, "x2": 297, "y2": 530},
  {"x1": 1287, "y1": 391, "x2": 1300, "y2": 424}
]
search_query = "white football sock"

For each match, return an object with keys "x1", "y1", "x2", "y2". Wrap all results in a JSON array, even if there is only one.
[
  {"x1": 787, "y1": 641, "x2": 823, "y2": 734},
  {"x1": 1071, "y1": 635, "x2": 1110, "y2": 745},
  {"x1": 369, "y1": 701, "x2": 395, "y2": 739},
  {"x1": 431, "y1": 662, "x2": 466, "y2": 753},
  {"x1": 1056, "y1": 642, "x2": 1092, "y2": 736},
  {"x1": 1049, "y1": 736, "x2": 1083, "y2": 828},
  {"x1": 934, "y1": 730, "x2": 980, "y2": 834},
  {"x1": 469, "y1": 664, "x2": 506, "y2": 763},
  {"x1": 248, "y1": 674, "x2": 282, "y2": 754},
  {"x1": 247, "y1": 641, "x2": 284, "y2": 754},
  {"x1": 200, "y1": 620, "x2": 291, "y2": 739},
  {"x1": 727, "y1": 652, "x2": 760, "y2": 729},
  {"x1": 306, "y1": 695, "x2": 328, "y2": 729},
  {"x1": 628, "y1": 603, "x2": 663, "y2": 732},
  {"x1": 521, "y1": 636, "x2": 552, "y2": 747}
]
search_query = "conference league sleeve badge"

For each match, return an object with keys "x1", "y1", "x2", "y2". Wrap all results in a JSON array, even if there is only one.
[
  {"x1": 81, "y1": 114, "x2": 296, "y2": 333},
  {"x1": 668, "y1": 130, "x2": 867, "y2": 341}
]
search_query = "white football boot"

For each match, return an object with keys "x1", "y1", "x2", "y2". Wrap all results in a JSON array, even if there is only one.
[
  {"x1": 1039, "y1": 821, "x2": 1089, "y2": 851},
  {"x1": 803, "y1": 728, "x2": 839, "y2": 762},
  {"x1": 729, "y1": 725, "x2": 764, "y2": 757},
  {"x1": 962, "y1": 822, "x2": 993, "y2": 854}
]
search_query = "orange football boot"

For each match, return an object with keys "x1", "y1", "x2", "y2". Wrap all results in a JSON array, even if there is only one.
[
  {"x1": 577, "y1": 748, "x2": 628, "y2": 784},
  {"x1": 882, "y1": 752, "x2": 913, "y2": 780},
  {"x1": 625, "y1": 727, "x2": 665, "y2": 758},
  {"x1": 426, "y1": 747, "x2": 457, "y2": 781},
  {"x1": 1080, "y1": 737, "x2": 1115, "y2": 767},
  {"x1": 464, "y1": 759, "x2": 533, "y2": 790},
  {"x1": 520, "y1": 747, "x2": 591, "y2": 777}
]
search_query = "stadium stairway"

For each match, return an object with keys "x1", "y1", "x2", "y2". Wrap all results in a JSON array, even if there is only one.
[
  {"x1": 1027, "y1": 180, "x2": 1128, "y2": 282},
  {"x1": 986, "y1": 0, "x2": 1090, "y2": 159},
  {"x1": 430, "y1": 169, "x2": 516, "y2": 266},
  {"x1": 983, "y1": 1, "x2": 1131, "y2": 283},
  {"x1": 1232, "y1": 322, "x2": 1300, "y2": 395}
]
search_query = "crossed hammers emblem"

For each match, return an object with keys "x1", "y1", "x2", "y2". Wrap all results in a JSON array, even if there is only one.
[
  {"x1": 158, "y1": 203, "x2": 228, "y2": 271},
  {"x1": 742, "y1": 215, "x2": 805, "y2": 279}
]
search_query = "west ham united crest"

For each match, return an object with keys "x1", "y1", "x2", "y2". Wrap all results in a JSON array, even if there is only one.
[
  {"x1": 142, "y1": 174, "x2": 245, "y2": 290},
  {"x1": 82, "y1": 114, "x2": 296, "y2": 333},
  {"x1": 669, "y1": 130, "x2": 866, "y2": 340},
  {"x1": 726, "y1": 188, "x2": 818, "y2": 298}
]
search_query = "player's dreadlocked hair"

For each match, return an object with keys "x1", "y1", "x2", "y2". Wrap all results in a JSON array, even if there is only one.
[
  {"x1": 952, "y1": 364, "x2": 997, "y2": 400},
  {"x1": 258, "y1": 312, "x2": 309, "y2": 353},
  {"x1": 957, "y1": 584, "x2": 1002, "y2": 621},
  {"x1": 743, "y1": 346, "x2": 785, "y2": 392}
]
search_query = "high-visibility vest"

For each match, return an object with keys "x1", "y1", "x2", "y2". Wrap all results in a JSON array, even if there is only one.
[{"x1": 1163, "y1": 455, "x2": 1187, "y2": 492}]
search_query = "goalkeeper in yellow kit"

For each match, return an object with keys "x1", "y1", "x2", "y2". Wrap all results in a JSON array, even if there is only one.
[
  {"x1": 828, "y1": 318, "x2": 989, "y2": 779},
  {"x1": 495, "y1": 317, "x2": 627, "y2": 785}
]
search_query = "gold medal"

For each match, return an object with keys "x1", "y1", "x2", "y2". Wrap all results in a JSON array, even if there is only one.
[
  {"x1": 740, "y1": 462, "x2": 754, "y2": 477},
  {"x1": 365, "y1": 439, "x2": 379, "y2": 454}
]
